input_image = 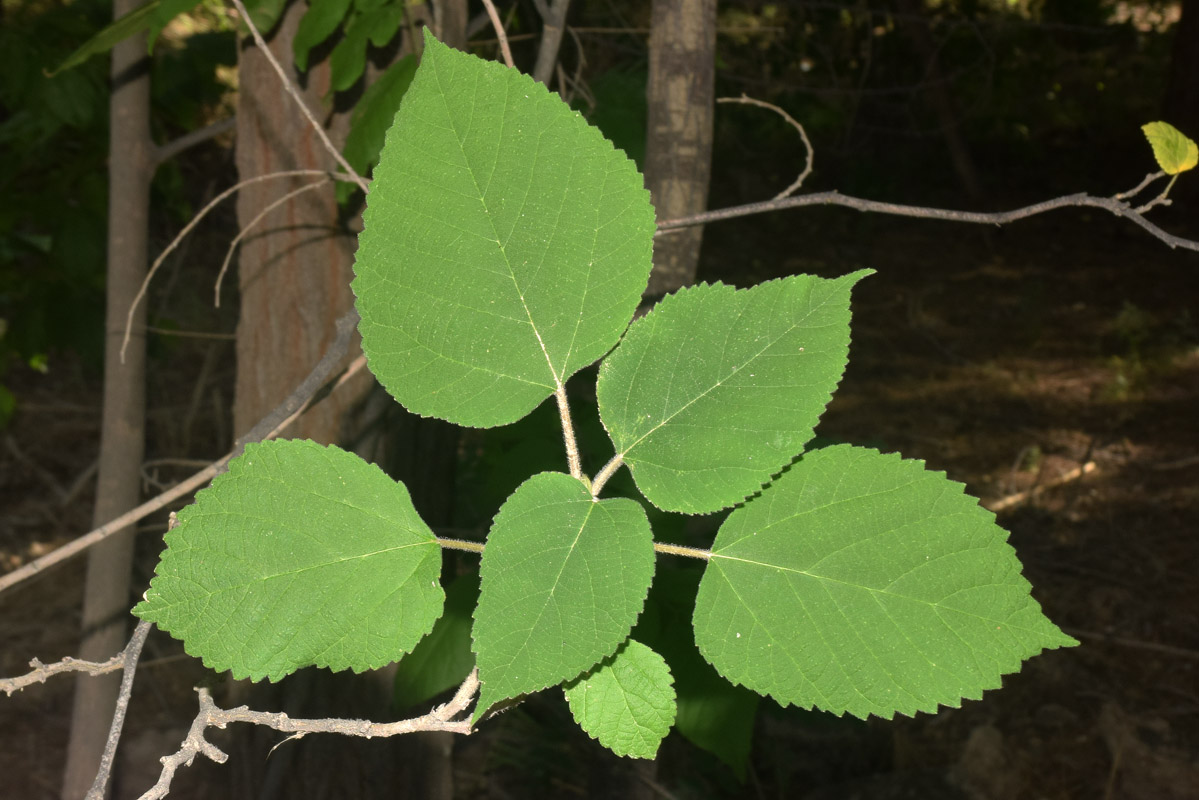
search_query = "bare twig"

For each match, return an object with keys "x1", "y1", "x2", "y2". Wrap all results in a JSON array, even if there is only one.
[
  {"x1": 986, "y1": 461, "x2": 1097, "y2": 512},
  {"x1": 228, "y1": 0, "x2": 368, "y2": 193},
  {"x1": 214, "y1": 177, "x2": 331, "y2": 306},
  {"x1": 1114, "y1": 169, "x2": 1166, "y2": 200},
  {"x1": 154, "y1": 116, "x2": 236, "y2": 166},
  {"x1": 2, "y1": 653, "x2": 124, "y2": 695},
  {"x1": 85, "y1": 619, "x2": 152, "y2": 800},
  {"x1": 656, "y1": 185, "x2": 1199, "y2": 252},
  {"x1": 144, "y1": 326, "x2": 236, "y2": 341},
  {"x1": 717, "y1": 94, "x2": 814, "y2": 198},
  {"x1": 480, "y1": 0, "x2": 515, "y2": 68},
  {"x1": 138, "y1": 674, "x2": 478, "y2": 799},
  {"x1": 120, "y1": 169, "x2": 345, "y2": 362},
  {"x1": 0, "y1": 317, "x2": 366, "y2": 597}
]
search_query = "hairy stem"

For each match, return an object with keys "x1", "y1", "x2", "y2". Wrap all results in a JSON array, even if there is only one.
[
  {"x1": 589, "y1": 453, "x2": 624, "y2": 499},
  {"x1": 554, "y1": 384, "x2": 587, "y2": 486},
  {"x1": 437, "y1": 537, "x2": 486, "y2": 554},
  {"x1": 653, "y1": 542, "x2": 711, "y2": 560}
]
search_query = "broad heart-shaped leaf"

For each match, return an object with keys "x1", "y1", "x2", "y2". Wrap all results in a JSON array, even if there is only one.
[
  {"x1": 693, "y1": 444, "x2": 1077, "y2": 720},
  {"x1": 472, "y1": 472, "x2": 655, "y2": 719},
  {"x1": 597, "y1": 271, "x2": 871, "y2": 513},
  {"x1": 564, "y1": 639, "x2": 676, "y2": 759},
  {"x1": 353, "y1": 30, "x2": 655, "y2": 428},
  {"x1": 1142, "y1": 121, "x2": 1199, "y2": 175},
  {"x1": 134, "y1": 439, "x2": 443, "y2": 683}
]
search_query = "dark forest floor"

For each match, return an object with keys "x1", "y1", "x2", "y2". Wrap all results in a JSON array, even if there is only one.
[{"x1": 1, "y1": 173, "x2": 1197, "y2": 799}]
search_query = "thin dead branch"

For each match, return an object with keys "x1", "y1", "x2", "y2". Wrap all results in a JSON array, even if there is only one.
[
  {"x1": 137, "y1": 671, "x2": 479, "y2": 799},
  {"x1": 717, "y1": 94, "x2": 814, "y2": 198}
]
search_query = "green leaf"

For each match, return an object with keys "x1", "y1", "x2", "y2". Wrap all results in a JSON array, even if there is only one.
[
  {"x1": 49, "y1": 0, "x2": 162, "y2": 76},
  {"x1": 134, "y1": 439, "x2": 443, "y2": 682},
  {"x1": 148, "y1": 0, "x2": 204, "y2": 52},
  {"x1": 472, "y1": 473, "x2": 655, "y2": 719},
  {"x1": 393, "y1": 573, "x2": 479, "y2": 710},
  {"x1": 293, "y1": 0, "x2": 353, "y2": 73},
  {"x1": 240, "y1": 0, "x2": 288, "y2": 36},
  {"x1": 693, "y1": 445, "x2": 1077, "y2": 720},
  {"x1": 1142, "y1": 121, "x2": 1199, "y2": 175},
  {"x1": 637, "y1": 567, "x2": 758, "y2": 777},
  {"x1": 328, "y1": 2, "x2": 403, "y2": 92},
  {"x1": 342, "y1": 54, "x2": 418, "y2": 183},
  {"x1": 564, "y1": 639, "x2": 676, "y2": 759},
  {"x1": 597, "y1": 271, "x2": 871, "y2": 514},
  {"x1": 353, "y1": 30, "x2": 655, "y2": 428}
]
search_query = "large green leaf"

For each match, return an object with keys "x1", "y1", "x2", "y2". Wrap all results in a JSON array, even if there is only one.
[
  {"x1": 353, "y1": 30, "x2": 655, "y2": 428},
  {"x1": 134, "y1": 439, "x2": 443, "y2": 682},
  {"x1": 693, "y1": 445, "x2": 1077, "y2": 720},
  {"x1": 472, "y1": 473, "x2": 655, "y2": 718},
  {"x1": 597, "y1": 271, "x2": 871, "y2": 513},
  {"x1": 564, "y1": 639, "x2": 676, "y2": 759}
]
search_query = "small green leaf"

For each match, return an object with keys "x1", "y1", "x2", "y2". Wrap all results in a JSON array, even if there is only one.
[
  {"x1": 134, "y1": 439, "x2": 443, "y2": 682},
  {"x1": 328, "y1": 2, "x2": 403, "y2": 92},
  {"x1": 1142, "y1": 121, "x2": 1198, "y2": 175},
  {"x1": 693, "y1": 445, "x2": 1077, "y2": 720},
  {"x1": 49, "y1": 0, "x2": 163, "y2": 76},
  {"x1": 353, "y1": 30, "x2": 655, "y2": 428},
  {"x1": 393, "y1": 573, "x2": 479, "y2": 711},
  {"x1": 564, "y1": 639, "x2": 676, "y2": 759},
  {"x1": 341, "y1": 54, "x2": 418, "y2": 182},
  {"x1": 597, "y1": 271, "x2": 871, "y2": 513},
  {"x1": 472, "y1": 473, "x2": 655, "y2": 719},
  {"x1": 240, "y1": 0, "x2": 288, "y2": 36},
  {"x1": 293, "y1": 0, "x2": 353, "y2": 72},
  {"x1": 147, "y1": 0, "x2": 204, "y2": 52}
]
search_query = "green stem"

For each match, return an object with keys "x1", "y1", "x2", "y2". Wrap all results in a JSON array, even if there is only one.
[
  {"x1": 437, "y1": 537, "x2": 485, "y2": 554},
  {"x1": 653, "y1": 542, "x2": 711, "y2": 560},
  {"x1": 590, "y1": 453, "x2": 624, "y2": 499}
]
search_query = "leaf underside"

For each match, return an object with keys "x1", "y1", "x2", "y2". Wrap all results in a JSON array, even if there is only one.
[
  {"x1": 693, "y1": 444, "x2": 1077, "y2": 720},
  {"x1": 134, "y1": 439, "x2": 443, "y2": 683},
  {"x1": 353, "y1": 30, "x2": 655, "y2": 428}
]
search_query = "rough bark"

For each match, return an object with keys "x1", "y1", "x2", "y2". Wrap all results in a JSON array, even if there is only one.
[
  {"x1": 232, "y1": 2, "x2": 364, "y2": 445},
  {"x1": 61, "y1": 2, "x2": 152, "y2": 797},
  {"x1": 643, "y1": 0, "x2": 717, "y2": 297}
]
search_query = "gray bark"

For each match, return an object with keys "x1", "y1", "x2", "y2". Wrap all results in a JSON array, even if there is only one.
[
  {"x1": 644, "y1": 0, "x2": 717, "y2": 297},
  {"x1": 61, "y1": 0, "x2": 152, "y2": 796}
]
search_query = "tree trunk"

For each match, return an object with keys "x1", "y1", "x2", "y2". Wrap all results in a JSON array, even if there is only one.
[
  {"x1": 61, "y1": 1, "x2": 152, "y2": 797},
  {"x1": 643, "y1": 0, "x2": 717, "y2": 297},
  {"x1": 232, "y1": 3, "x2": 364, "y2": 445}
]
